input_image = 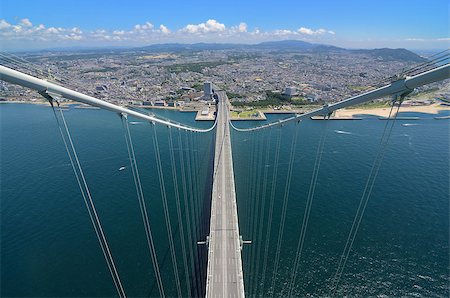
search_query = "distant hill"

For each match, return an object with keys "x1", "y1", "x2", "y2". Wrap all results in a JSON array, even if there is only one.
[
  {"x1": 34, "y1": 40, "x2": 425, "y2": 63},
  {"x1": 252, "y1": 40, "x2": 316, "y2": 50},
  {"x1": 350, "y1": 48, "x2": 426, "y2": 62},
  {"x1": 138, "y1": 40, "x2": 424, "y2": 62}
]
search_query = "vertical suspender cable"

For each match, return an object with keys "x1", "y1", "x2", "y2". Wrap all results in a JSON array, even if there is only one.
[
  {"x1": 248, "y1": 130, "x2": 266, "y2": 295},
  {"x1": 270, "y1": 123, "x2": 300, "y2": 297},
  {"x1": 168, "y1": 128, "x2": 192, "y2": 296},
  {"x1": 191, "y1": 131, "x2": 206, "y2": 293},
  {"x1": 186, "y1": 131, "x2": 203, "y2": 295},
  {"x1": 286, "y1": 118, "x2": 330, "y2": 297},
  {"x1": 260, "y1": 127, "x2": 282, "y2": 295},
  {"x1": 330, "y1": 102, "x2": 402, "y2": 295},
  {"x1": 50, "y1": 103, "x2": 126, "y2": 298},
  {"x1": 120, "y1": 115, "x2": 165, "y2": 297},
  {"x1": 251, "y1": 128, "x2": 273, "y2": 296},
  {"x1": 184, "y1": 131, "x2": 202, "y2": 296},
  {"x1": 151, "y1": 124, "x2": 182, "y2": 297},
  {"x1": 178, "y1": 129, "x2": 199, "y2": 297}
]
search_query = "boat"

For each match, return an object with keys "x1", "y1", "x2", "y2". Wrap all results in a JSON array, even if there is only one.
[{"x1": 119, "y1": 166, "x2": 126, "y2": 171}]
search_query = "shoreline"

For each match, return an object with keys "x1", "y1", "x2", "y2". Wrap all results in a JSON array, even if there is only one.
[
  {"x1": 332, "y1": 103, "x2": 450, "y2": 118},
  {"x1": 2, "y1": 101, "x2": 449, "y2": 120}
]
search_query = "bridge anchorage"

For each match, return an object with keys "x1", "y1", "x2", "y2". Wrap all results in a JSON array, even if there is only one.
[{"x1": 0, "y1": 56, "x2": 449, "y2": 297}]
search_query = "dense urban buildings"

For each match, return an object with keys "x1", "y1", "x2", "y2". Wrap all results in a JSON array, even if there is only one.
[{"x1": 1, "y1": 43, "x2": 447, "y2": 106}]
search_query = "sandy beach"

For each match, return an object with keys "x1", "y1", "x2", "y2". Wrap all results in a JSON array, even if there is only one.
[{"x1": 333, "y1": 104, "x2": 450, "y2": 118}]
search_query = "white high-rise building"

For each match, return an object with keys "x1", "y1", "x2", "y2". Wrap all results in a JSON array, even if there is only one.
[{"x1": 204, "y1": 81, "x2": 213, "y2": 99}]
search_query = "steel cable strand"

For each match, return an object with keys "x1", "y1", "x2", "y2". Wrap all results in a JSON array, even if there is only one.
[
  {"x1": 186, "y1": 132, "x2": 200, "y2": 240},
  {"x1": 286, "y1": 119, "x2": 329, "y2": 297},
  {"x1": 0, "y1": 52, "x2": 55, "y2": 81},
  {"x1": 260, "y1": 127, "x2": 282, "y2": 296},
  {"x1": 193, "y1": 131, "x2": 208, "y2": 296},
  {"x1": 152, "y1": 125, "x2": 182, "y2": 297},
  {"x1": 246, "y1": 130, "x2": 260, "y2": 291},
  {"x1": 168, "y1": 128, "x2": 192, "y2": 296},
  {"x1": 244, "y1": 132, "x2": 257, "y2": 286},
  {"x1": 247, "y1": 130, "x2": 262, "y2": 289},
  {"x1": 251, "y1": 128, "x2": 273, "y2": 296},
  {"x1": 51, "y1": 104, "x2": 126, "y2": 298},
  {"x1": 401, "y1": 50, "x2": 450, "y2": 76},
  {"x1": 51, "y1": 105, "x2": 123, "y2": 297},
  {"x1": 329, "y1": 103, "x2": 399, "y2": 295},
  {"x1": 121, "y1": 116, "x2": 165, "y2": 297},
  {"x1": 177, "y1": 130, "x2": 199, "y2": 297},
  {"x1": 270, "y1": 125, "x2": 300, "y2": 297},
  {"x1": 191, "y1": 131, "x2": 206, "y2": 292},
  {"x1": 405, "y1": 57, "x2": 450, "y2": 78},
  {"x1": 187, "y1": 131, "x2": 205, "y2": 296},
  {"x1": 243, "y1": 132, "x2": 255, "y2": 280},
  {"x1": 183, "y1": 131, "x2": 202, "y2": 296},
  {"x1": 248, "y1": 130, "x2": 266, "y2": 296},
  {"x1": 0, "y1": 52, "x2": 87, "y2": 92},
  {"x1": 331, "y1": 103, "x2": 401, "y2": 296}
]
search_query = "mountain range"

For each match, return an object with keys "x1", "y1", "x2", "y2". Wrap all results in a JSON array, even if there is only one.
[{"x1": 137, "y1": 40, "x2": 426, "y2": 62}]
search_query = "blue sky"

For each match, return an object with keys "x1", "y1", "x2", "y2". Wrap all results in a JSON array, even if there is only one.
[{"x1": 1, "y1": 0, "x2": 448, "y2": 50}]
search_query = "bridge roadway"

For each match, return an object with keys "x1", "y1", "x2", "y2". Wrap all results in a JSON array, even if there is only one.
[{"x1": 205, "y1": 91, "x2": 245, "y2": 298}]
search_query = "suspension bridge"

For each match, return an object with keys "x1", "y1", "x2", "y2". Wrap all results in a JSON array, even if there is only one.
[{"x1": 0, "y1": 52, "x2": 449, "y2": 297}]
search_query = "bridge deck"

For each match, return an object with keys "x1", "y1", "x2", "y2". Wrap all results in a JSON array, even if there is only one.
[{"x1": 206, "y1": 91, "x2": 245, "y2": 298}]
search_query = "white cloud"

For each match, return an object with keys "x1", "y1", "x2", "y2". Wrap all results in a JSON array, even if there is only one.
[
  {"x1": 298, "y1": 27, "x2": 313, "y2": 35},
  {"x1": 134, "y1": 22, "x2": 154, "y2": 32},
  {"x1": 297, "y1": 27, "x2": 330, "y2": 35},
  {"x1": 113, "y1": 30, "x2": 125, "y2": 35},
  {"x1": 159, "y1": 24, "x2": 170, "y2": 34},
  {"x1": 0, "y1": 19, "x2": 11, "y2": 30},
  {"x1": 46, "y1": 27, "x2": 60, "y2": 34},
  {"x1": 71, "y1": 27, "x2": 82, "y2": 34},
  {"x1": 182, "y1": 19, "x2": 226, "y2": 34},
  {"x1": 238, "y1": 22, "x2": 247, "y2": 33},
  {"x1": 274, "y1": 29, "x2": 295, "y2": 36},
  {"x1": 64, "y1": 33, "x2": 82, "y2": 40},
  {"x1": 35, "y1": 24, "x2": 45, "y2": 31},
  {"x1": 0, "y1": 17, "x2": 339, "y2": 50},
  {"x1": 12, "y1": 25, "x2": 23, "y2": 33},
  {"x1": 20, "y1": 18, "x2": 32, "y2": 27}
]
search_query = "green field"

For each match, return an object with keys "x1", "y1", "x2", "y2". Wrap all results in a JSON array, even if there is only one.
[{"x1": 231, "y1": 110, "x2": 261, "y2": 118}]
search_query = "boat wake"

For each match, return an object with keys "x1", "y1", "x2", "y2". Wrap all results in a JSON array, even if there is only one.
[{"x1": 334, "y1": 130, "x2": 353, "y2": 135}]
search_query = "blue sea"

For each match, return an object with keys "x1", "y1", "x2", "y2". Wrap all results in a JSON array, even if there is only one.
[{"x1": 1, "y1": 103, "x2": 449, "y2": 297}]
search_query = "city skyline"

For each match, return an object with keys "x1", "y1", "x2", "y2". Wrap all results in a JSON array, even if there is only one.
[{"x1": 0, "y1": 0, "x2": 449, "y2": 51}]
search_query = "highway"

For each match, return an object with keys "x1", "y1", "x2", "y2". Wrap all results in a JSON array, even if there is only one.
[{"x1": 205, "y1": 91, "x2": 245, "y2": 298}]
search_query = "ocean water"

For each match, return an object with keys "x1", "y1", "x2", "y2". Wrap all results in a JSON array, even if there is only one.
[{"x1": 1, "y1": 103, "x2": 449, "y2": 297}]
